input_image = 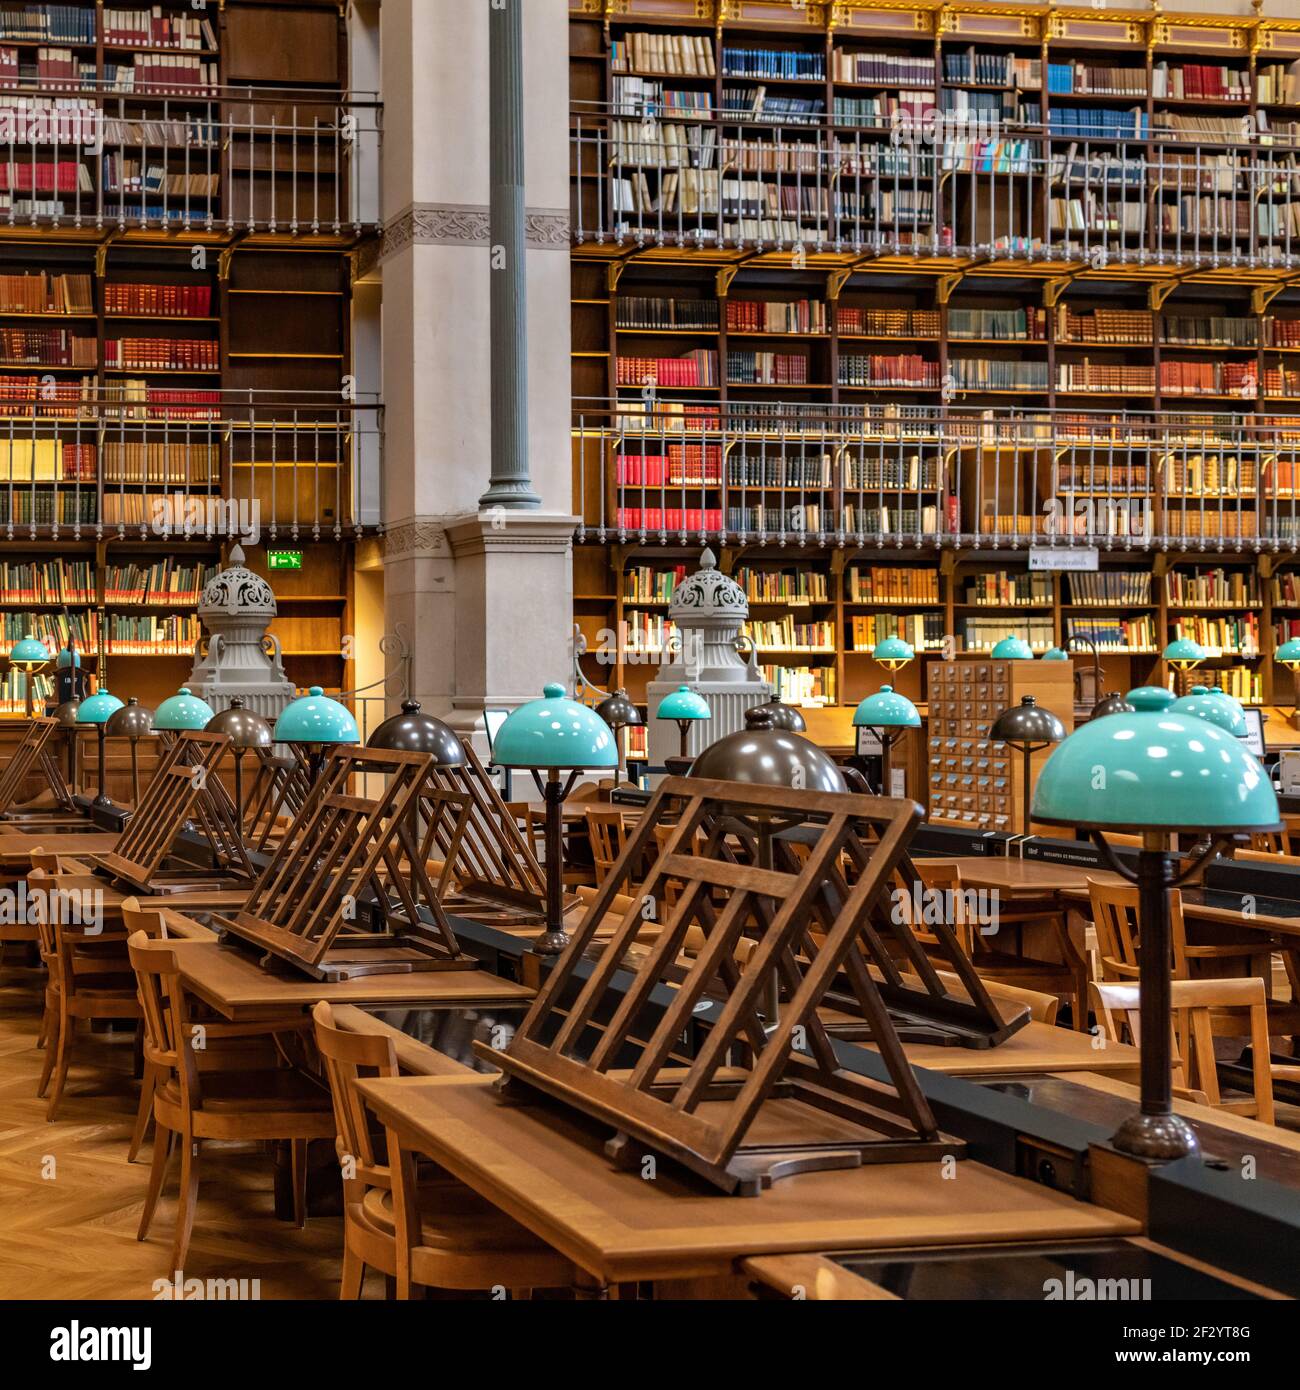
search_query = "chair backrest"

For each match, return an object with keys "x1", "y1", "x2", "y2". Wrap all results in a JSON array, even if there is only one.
[
  {"x1": 585, "y1": 807, "x2": 630, "y2": 883},
  {"x1": 121, "y1": 897, "x2": 169, "y2": 940},
  {"x1": 1087, "y1": 877, "x2": 1189, "y2": 980},
  {"x1": 311, "y1": 1000, "x2": 398, "y2": 1197},
  {"x1": 1234, "y1": 847, "x2": 1300, "y2": 867},
  {"x1": 1089, "y1": 980, "x2": 1189, "y2": 1092},
  {"x1": 913, "y1": 860, "x2": 974, "y2": 955},
  {"x1": 126, "y1": 931, "x2": 195, "y2": 1101},
  {"x1": 1250, "y1": 831, "x2": 1285, "y2": 855},
  {"x1": 1171, "y1": 975, "x2": 1275, "y2": 1125},
  {"x1": 29, "y1": 866, "x2": 132, "y2": 1001}
]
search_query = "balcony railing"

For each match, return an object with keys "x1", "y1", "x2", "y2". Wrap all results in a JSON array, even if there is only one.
[
  {"x1": 0, "y1": 388, "x2": 382, "y2": 540},
  {"x1": 572, "y1": 398, "x2": 1300, "y2": 551},
  {"x1": 572, "y1": 102, "x2": 1300, "y2": 269},
  {"x1": 0, "y1": 85, "x2": 381, "y2": 236}
]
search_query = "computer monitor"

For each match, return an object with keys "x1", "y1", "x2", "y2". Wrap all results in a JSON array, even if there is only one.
[
  {"x1": 483, "y1": 707, "x2": 510, "y2": 755},
  {"x1": 1240, "y1": 707, "x2": 1266, "y2": 759},
  {"x1": 855, "y1": 725, "x2": 883, "y2": 758}
]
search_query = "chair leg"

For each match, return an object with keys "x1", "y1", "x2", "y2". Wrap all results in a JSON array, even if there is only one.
[
  {"x1": 290, "y1": 1139, "x2": 308, "y2": 1229},
  {"x1": 127, "y1": 1063, "x2": 157, "y2": 1163},
  {"x1": 340, "y1": 1234, "x2": 364, "y2": 1301},
  {"x1": 44, "y1": 1012, "x2": 74, "y2": 1120},
  {"x1": 137, "y1": 1121, "x2": 170, "y2": 1241},
  {"x1": 171, "y1": 1137, "x2": 201, "y2": 1274},
  {"x1": 36, "y1": 1005, "x2": 58, "y2": 1097}
]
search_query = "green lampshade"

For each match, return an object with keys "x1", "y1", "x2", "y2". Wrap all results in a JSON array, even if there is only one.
[
  {"x1": 493, "y1": 683, "x2": 618, "y2": 770},
  {"x1": 8, "y1": 636, "x2": 50, "y2": 668},
  {"x1": 273, "y1": 686, "x2": 359, "y2": 746},
  {"x1": 1277, "y1": 637, "x2": 1300, "y2": 668},
  {"x1": 55, "y1": 646, "x2": 80, "y2": 670},
  {"x1": 1163, "y1": 637, "x2": 1206, "y2": 669},
  {"x1": 655, "y1": 684, "x2": 711, "y2": 723},
  {"x1": 154, "y1": 687, "x2": 216, "y2": 732},
  {"x1": 76, "y1": 689, "x2": 124, "y2": 725},
  {"x1": 853, "y1": 685, "x2": 921, "y2": 729},
  {"x1": 1032, "y1": 686, "x2": 1280, "y2": 833},
  {"x1": 871, "y1": 636, "x2": 915, "y2": 671},
  {"x1": 991, "y1": 636, "x2": 1034, "y2": 661},
  {"x1": 1171, "y1": 686, "x2": 1246, "y2": 738},
  {"x1": 1041, "y1": 647, "x2": 1069, "y2": 662}
]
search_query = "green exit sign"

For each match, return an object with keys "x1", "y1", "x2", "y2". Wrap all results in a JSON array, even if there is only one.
[{"x1": 268, "y1": 551, "x2": 304, "y2": 571}]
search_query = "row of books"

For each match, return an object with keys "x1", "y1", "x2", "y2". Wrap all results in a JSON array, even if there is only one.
[
  {"x1": 1064, "y1": 616, "x2": 1158, "y2": 653},
  {"x1": 101, "y1": 441, "x2": 218, "y2": 484},
  {"x1": 839, "y1": 355, "x2": 939, "y2": 389},
  {"x1": 0, "y1": 160, "x2": 91, "y2": 193},
  {"x1": 607, "y1": 119, "x2": 717, "y2": 169},
  {"x1": 104, "y1": 613, "x2": 200, "y2": 655},
  {"x1": 1270, "y1": 575, "x2": 1300, "y2": 607},
  {"x1": 0, "y1": 438, "x2": 94, "y2": 480},
  {"x1": 843, "y1": 501, "x2": 948, "y2": 536},
  {"x1": 722, "y1": 47, "x2": 824, "y2": 82},
  {"x1": 1165, "y1": 569, "x2": 1260, "y2": 606},
  {"x1": 615, "y1": 451, "x2": 721, "y2": 488},
  {"x1": 611, "y1": 78, "x2": 713, "y2": 117},
  {"x1": 0, "y1": 669, "x2": 53, "y2": 711},
  {"x1": 1170, "y1": 615, "x2": 1260, "y2": 655},
  {"x1": 0, "y1": 557, "x2": 93, "y2": 603},
  {"x1": 611, "y1": 33, "x2": 715, "y2": 78},
  {"x1": 616, "y1": 507, "x2": 724, "y2": 533},
  {"x1": 847, "y1": 454, "x2": 942, "y2": 490},
  {"x1": 0, "y1": 7, "x2": 95, "y2": 43},
  {"x1": 735, "y1": 568, "x2": 829, "y2": 604},
  {"x1": 948, "y1": 308, "x2": 1046, "y2": 342},
  {"x1": 838, "y1": 307, "x2": 940, "y2": 338},
  {"x1": 727, "y1": 455, "x2": 831, "y2": 488},
  {"x1": 1198, "y1": 667, "x2": 1262, "y2": 702},
  {"x1": 616, "y1": 351, "x2": 717, "y2": 388},
  {"x1": 103, "y1": 9, "x2": 217, "y2": 52},
  {"x1": 1057, "y1": 308, "x2": 1153, "y2": 345},
  {"x1": 102, "y1": 157, "x2": 218, "y2": 198},
  {"x1": 0, "y1": 327, "x2": 95, "y2": 366},
  {"x1": 615, "y1": 296, "x2": 718, "y2": 331},
  {"x1": 102, "y1": 560, "x2": 215, "y2": 604},
  {"x1": 951, "y1": 360, "x2": 1050, "y2": 392},
  {"x1": 1047, "y1": 108, "x2": 1147, "y2": 140},
  {"x1": 0, "y1": 271, "x2": 91, "y2": 314},
  {"x1": 744, "y1": 618, "x2": 835, "y2": 652},
  {"x1": 1047, "y1": 63, "x2": 1147, "y2": 98},
  {"x1": 726, "y1": 299, "x2": 827, "y2": 334},
  {"x1": 102, "y1": 337, "x2": 218, "y2": 371},
  {"x1": 1066, "y1": 572, "x2": 1153, "y2": 606},
  {"x1": 944, "y1": 51, "x2": 1040, "y2": 89},
  {"x1": 721, "y1": 88, "x2": 824, "y2": 124},
  {"x1": 100, "y1": 489, "x2": 211, "y2": 527},
  {"x1": 1159, "y1": 361, "x2": 1258, "y2": 397},
  {"x1": 1258, "y1": 63, "x2": 1300, "y2": 108},
  {"x1": 962, "y1": 617, "x2": 1054, "y2": 652},
  {"x1": 1166, "y1": 455, "x2": 1257, "y2": 496},
  {"x1": 1056, "y1": 362, "x2": 1156, "y2": 393},
  {"x1": 0, "y1": 611, "x2": 95, "y2": 648},
  {"x1": 847, "y1": 567, "x2": 940, "y2": 603},
  {"x1": 1265, "y1": 367, "x2": 1300, "y2": 398},
  {"x1": 761, "y1": 664, "x2": 836, "y2": 707},
  {"x1": 620, "y1": 612, "x2": 676, "y2": 655},
  {"x1": 103, "y1": 55, "x2": 219, "y2": 93},
  {"x1": 104, "y1": 282, "x2": 212, "y2": 319},
  {"x1": 1161, "y1": 316, "x2": 1260, "y2": 348},
  {"x1": 103, "y1": 116, "x2": 216, "y2": 149},
  {"x1": 833, "y1": 51, "x2": 934, "y2": 87},
  {"x1": 1152, "y1": 63, "x2": 1249, "y2": 103},
  {"x1": 965, "y1": 572, "x2": 1053, "y2": 606},
  {"x1": 624, "y1": 563, "x2": 685, "y2": 604},
  {"x1": 726, "y1": 352, "x2": 809, "y2": 385},
  {"x1": 850, "y1": 613, "x2": 944, "y2": 651}
]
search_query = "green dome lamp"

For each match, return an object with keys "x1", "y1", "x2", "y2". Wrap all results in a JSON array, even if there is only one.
[
  {"x1": 1032, "y1": 685, "x2": 1282, "y2": 1163},
  {"x1": 989, "y1": 696, "x2": 1067, "y2": 838},
  {"x1": 154, "y1": 687, "x2": 216, "y2": 734},
  {"x1": 991, "y1": 635, "x2": 1035, "y2": 661},
  {"x1": 1277, "y1": 636, "x2": 1300, "y2": 728},
  {"x1": 852, "y1": 685, "x2": 920, "y2": 796},
  {"x1": 871, "y1": 635, "x2": 915, "y2": 673},
  {"x1": 76, "y1": 687, "x2": 125, "y2": 807},
  {"x1": 492, "y1": 684, "x2": 618, "y2": 956},
  {"x1": 1170, "y1": 685, "x2": 1247, "y2": 738},
  {"x1": 654, "y1": 683, "x2": 711, "y2": 761},
  {"x1": 273, "y1": 686, "x2": 359, "y2": 785},
  {"x1": 8, "y1": 635, "x2": 51, "y2": 719},
  {"x1": 1163, "y1": 636, "x2": 1206, "y2": 679},
  {"x1": 1041, "y1": 647, "x2": 1069, "y2": 662},
  {"x1": 104, "y1": 697, "x2": 156, "y2": 810}
]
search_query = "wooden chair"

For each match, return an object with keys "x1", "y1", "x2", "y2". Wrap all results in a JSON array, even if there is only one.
[
  {"x1": 1090, "y1": 981, "x2": 1199, "y2": 1101},
  {"x1": 31, "y1": 867, "x2": 143, "y2": 1121},
  {"x1": 913, "y1": 861, "x2": 1088, "y2": 1028},
  {"x1": 129, "y1": 932, "x2": 335, "y2": 1272},
  {"x1": 1250, "y1": 831, "x2": 1286, "y2": 855},
  {"x1": 585, "y1": 807, "x2": 631, "y2": 883},
  {"x1": 311, "y1": 1001, "x2": 573, "y2": 1299}
]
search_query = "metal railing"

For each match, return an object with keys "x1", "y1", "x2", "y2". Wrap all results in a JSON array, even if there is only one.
[
  {"x1": 572, "y1": 102, "x2": 1300, "y2": 269},
  {"x1": 573, "y1": 398, "x2": 1300, "y2": 551},
  {"x1": 0, "y1": 388, "x2": 382, "y2": 540},
  {"x1": 0, "y1": 85, "x2": 381, "y2": 234}
]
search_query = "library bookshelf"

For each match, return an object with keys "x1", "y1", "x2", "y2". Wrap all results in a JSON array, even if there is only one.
[
  {"x1": 0, "y1": 2, "x2": 379, "y2": 716},
  {"x1": 568, "y1": 0, "x2": 1300, "y2": 782}
]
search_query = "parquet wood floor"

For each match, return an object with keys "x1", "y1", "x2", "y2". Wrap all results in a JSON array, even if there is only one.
[{"x1": 0, "y1": 954, "x2": 371, "y2": 1301}]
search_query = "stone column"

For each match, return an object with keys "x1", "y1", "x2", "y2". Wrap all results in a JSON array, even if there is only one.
[{"x1": 378, "y1": 0, "x2": 574, "y2": 744}]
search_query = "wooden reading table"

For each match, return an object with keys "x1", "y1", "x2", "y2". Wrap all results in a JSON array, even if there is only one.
[{"x1": 356, "y1": 1071, "x2": 1140, "y2": 1291}]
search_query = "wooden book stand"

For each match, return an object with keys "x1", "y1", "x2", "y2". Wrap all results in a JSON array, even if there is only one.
[
  {"x1": 0, "y1": 717, "x2": 77, "y2": 821},
  {"x1": 214, "y1": 747, "x2": 476, "y2": 982},
  {"x1": 481, "y1": 778, "x2": 964, "y2": 1196},
  {"x1": 416, "y1": 742, "x2": 547, "y2": 921},
  {"x1": 91, "y1": 732, "x2": 246, "y2": 892},
  {"x1": 240, "y1": 749, "x2": 313, "y2": 853}
]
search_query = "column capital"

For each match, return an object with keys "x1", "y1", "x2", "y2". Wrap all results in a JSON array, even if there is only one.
[{"x1": 444, "y1": 511, "x2": 579, "y2": 559}]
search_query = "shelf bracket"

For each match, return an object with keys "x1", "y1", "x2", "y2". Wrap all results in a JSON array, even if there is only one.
[
  {"x1": 218, "y1": 246, "x2": 237, "y2": 283},
  {"x1": 936, "y1": 271, "x2": 965, "y2": 305},
  {"x1": 1252, "y1": 273, "x2": 1300, "y2": 315},
  {"x1": 716, "y1": 264, "x2": 741, "y2": 299},
  {"x1": 607, "y1": 256, "x2": 633, "y2": 293},
  {"x1": 1148, "y1": 271, "x2": 1198, "y2": 313},
  {"x1": 826, "y1": 267, "x2": 853, "y2": 302},
  {"x1": 1042, "y1": 274, "x2": 1076, "y2": 309}
]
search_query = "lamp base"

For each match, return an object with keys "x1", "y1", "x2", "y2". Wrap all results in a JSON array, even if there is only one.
[
  {"x1": 534, "y1": 927, "x2": 571, "y2": 957},
  {"x1": 1110, "y1": 1111, "x2": 1201, "y2": 1162}
]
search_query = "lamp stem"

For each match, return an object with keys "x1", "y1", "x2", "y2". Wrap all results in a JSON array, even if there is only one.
[
  {"x1": 129, "y1": 740, "x2": 139, "y2": 809},
  {"x1": 94, "y1": 726, "x2": 108, "y2": 807},
  {"x1": 1110, "y1": 841, "x2": 1200, "y2": 1161},
  {"x1": 1022, "y1": 744, "x2": 1032, "y2": 838},
  {"x1": 881, "y1": 732, "x2": 892, "y2": 798},
  {"x1": 233, "y1": 752, "x2": 245, "y2": 834},
  {"x1": 678, "y1": 720, "x2": 689, "y2": 760},
  {"x1": 536, "y1": 769, "x2": 570, "y2": 956}
]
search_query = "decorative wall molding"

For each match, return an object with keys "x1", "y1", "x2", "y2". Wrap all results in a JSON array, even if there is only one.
[
  {"x1": 382, "y1": 203, "x2": 571, "y2": 260},
  {"x1": 382, "y1": 518, "x2": 450, "y2": 561}
]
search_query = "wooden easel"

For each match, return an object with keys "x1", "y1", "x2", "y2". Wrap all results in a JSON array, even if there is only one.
[
  {"x1": 482, "y1": 778, "x2": 965, "y2": 1196},
  {"x1": 0, "y1": 718, "x2": 79, "y2": 824},
  {"x1": 214, "y1": 747, "x2": 477, "y2": 981},
  {"x1": 414, "y1": 742, "x2": 547, "y2": 922}
]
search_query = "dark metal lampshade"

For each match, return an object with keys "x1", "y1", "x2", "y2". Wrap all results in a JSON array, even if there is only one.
[
  {"x1": 367, "y1": 699, "x2": 464, "y2": 765},
  {"x1": 104, "y1": 696, "x2": 156, "y2": 740},
  {"x1": 689, "y1": 706, "x2": 846, "y2": 794},
  {"x1": 1091, "y1": 691, "x2": 1136, "y2": 721},
  {"x1": 205, "y1": 696, "x2": 272, "y2": 751},
  {"x1": 754, "y1": 697, "x2": 807, "y2": 733},
  {"x1": 51, "y1": 698, "x2": 81, "y2": 727},
  {"x1": 990, "y1": 696, "x2": 1067, "y2": 748},
  {"x1": 595, "y1": 687, "x2": 643, "y2": 731}
]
